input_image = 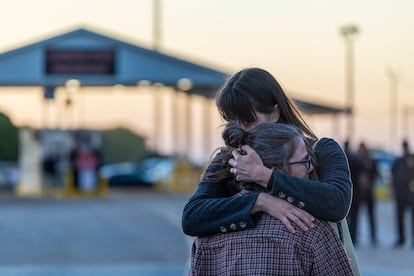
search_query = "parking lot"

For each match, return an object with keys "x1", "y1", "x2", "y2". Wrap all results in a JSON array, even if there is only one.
[{"x1": 0, "y1": 188, "x2": 412, "y2": 275}]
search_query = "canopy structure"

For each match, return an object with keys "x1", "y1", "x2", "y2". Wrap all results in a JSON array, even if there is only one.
[
  {"x1": 0, "y1": 26, "x2": 228, "y2": 98},
  {"x1": 0, "y1": 26, "x2": 349, "y2": 161},
  {"x1": 293, "y1": 99, "x2": 351, "y2": 115},
  {"x1": 0, "y1": 25, "x2": 350, "y2": 113}
]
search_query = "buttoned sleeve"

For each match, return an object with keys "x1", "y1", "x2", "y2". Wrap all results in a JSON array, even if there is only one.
[
  {"x1": 182, "y1": 151, "x2": 261, "y2": 237},
  {"x1": 268, "y1": 138, "x2": 352, "y2": 221}
]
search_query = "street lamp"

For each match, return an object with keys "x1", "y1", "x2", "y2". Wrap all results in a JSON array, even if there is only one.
[
  {"x1": 402, "y1": 106, "x2": 414, "y2": 142},
  {"x1": 153, "y1": 0, "x2": 162, "y2": 51},
  {"x1": 386, "y1": 67, "x2": 399, "y2": 149},
  {"x1": 340, "y1": 24, "x2": 359, "y2": 141}
]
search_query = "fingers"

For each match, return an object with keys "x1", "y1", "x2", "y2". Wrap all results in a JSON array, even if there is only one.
[
  {"x1": 279, "y1": 217, "x2": 296, "y2": 234},
  {"x1": 240, "y1": 145, "x2": 254, "y2": 154},
  {"x1": 289, "y1": 215, "x2": 309, "y2": 232},
  {"x1": 228, "y1": 160, "x2": 239, "y2": 178},
  {"x1": 229, "y1": 149, "x2": 242, "y2": 172},
  {"x1": 230, "y1": 146, "x2": 255, "y2": 164},
  {"x1": 279, "y1": 210, "x2": 307, "y2": 233},
  {"x1": 229, "y1": 150, "x2": 241, "y2": 174},
  {"x1": 299, "y1": 211, "x2": 316, "y2": 228},
  {"x1": 231, "y1": 149, "x2": 241, "y2": 159},
  {"x1": 280, "y1": 212, "x2": 314, "y2": 233},
  {"x1": 264, "y1": 197, "x2": 315, "y2": 233},
  {"x1": 290, "y1": 209, "x2": 315, "y2": 231},
  {"x1": 228, "y1": 157, "x2": 237, "y2": 176}
]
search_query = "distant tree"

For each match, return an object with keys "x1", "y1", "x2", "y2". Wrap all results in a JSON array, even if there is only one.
[
  {"x1": 100, "y1": 127, "x2": 155, "y2": 164},
  {"x1": 0, "y1": 112, "x2": 18, "y2": 161}
]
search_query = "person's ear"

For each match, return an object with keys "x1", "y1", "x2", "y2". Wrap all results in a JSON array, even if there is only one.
[{"x1": 271, "y1": 105, "x2": 280, "y2": 122}]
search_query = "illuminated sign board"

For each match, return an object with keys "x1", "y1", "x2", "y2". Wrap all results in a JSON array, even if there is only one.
[{"x1": 46, "y1": 50, "x2": 115, "y2": 74}]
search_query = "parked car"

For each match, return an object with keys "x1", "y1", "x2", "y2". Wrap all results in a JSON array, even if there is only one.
[
  {"x1": 100, "y1": 157, "x2": 176, "y2": 187},
  {"x1": 0, "y1": 161, "x2": 19, "y2": 189}
]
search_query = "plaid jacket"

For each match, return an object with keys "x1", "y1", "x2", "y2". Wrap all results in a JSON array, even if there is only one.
[{"x1": 190, "y1": 214, "x2": 354, "y2": 276}]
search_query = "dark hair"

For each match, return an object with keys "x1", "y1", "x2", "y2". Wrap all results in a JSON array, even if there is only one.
[
  {"x1": 207, "y1": 122, "x2": 304, "y2": 185},
  {"x1": 216, "y1": 67, "x2": 317, "y2": 144}
]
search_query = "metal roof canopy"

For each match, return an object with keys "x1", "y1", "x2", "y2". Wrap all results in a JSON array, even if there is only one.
[
  {"x1": 0, "y1": 26, "x2": 349, "y2": 115},
  {"x1": 293, "y1": 99, "x2": 351, "y2": 115},
  {"x1": 0, "y1": 27, "x2": 228, "y2": 98}
]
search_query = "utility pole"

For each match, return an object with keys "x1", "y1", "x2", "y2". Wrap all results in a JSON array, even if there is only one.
[
  {"x1": 153, "y1": 0, "x2": 162, "y2": 51},
  {"x1": 340, "y1": 24, "x2": 359, "y2": 141},
  {"x1": 385, "y1": 67, "x2": 399, "y2": 149}
]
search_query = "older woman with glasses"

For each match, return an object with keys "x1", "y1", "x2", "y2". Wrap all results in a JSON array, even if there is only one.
[{"x1": 189, "y1": 122, "x2": 354, "y2": 275}]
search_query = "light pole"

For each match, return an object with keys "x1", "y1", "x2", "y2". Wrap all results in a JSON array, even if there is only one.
[
  {"x1": 403, "y1": 106, "x2": 414, "y2": 142},
  {"x1": 340, "y1": 24, "x2": 359, "y2": 141},
  {"x1": 153, "y1": 0, "x2": 162, "y2": 51},
  {"x1": 385, "y1": 67, "x2": 399, "y2": 150},
  {"x1": 402, "y1": 106, "x2": 411, "y2": 141}
]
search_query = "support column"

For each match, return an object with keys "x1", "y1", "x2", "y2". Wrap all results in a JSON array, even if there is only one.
[
  {"x1": 152, "y1": 83, "x2": 163, "y2": 152},
  {"x1": 184, "y1": 93, "x2": 193, "y2": 159},
  {"x1": 171, "y1": 89, "x2": 180, "y2": 156},
  {"x1": 203, "y1": 98, "x2": 213, "y2": 160}
]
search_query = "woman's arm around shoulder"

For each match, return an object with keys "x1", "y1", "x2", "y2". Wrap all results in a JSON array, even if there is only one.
[
  {"x1": 181, "y1": 152, "x2": 260, "y2": 237},
  {"x1": 269, "y1": 137, "x2": 352, "y2": 221}
]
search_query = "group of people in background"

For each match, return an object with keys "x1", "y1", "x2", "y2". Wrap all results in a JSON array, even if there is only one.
[
  {"x1": 41, "y1": 132, "x2": 101, "y2": 194},
  {"x1": 345, "y1": 139, "x2": 414, "y2": 249}
]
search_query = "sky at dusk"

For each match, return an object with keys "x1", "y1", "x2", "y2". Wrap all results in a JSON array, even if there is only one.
[{"x1": 0, "y1": 0, "x2": 413, "y2": 159}]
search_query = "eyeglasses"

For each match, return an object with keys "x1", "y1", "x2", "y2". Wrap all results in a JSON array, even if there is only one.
[{"x1": 286, "y1": 156, "x2": 312, "y2": 171}]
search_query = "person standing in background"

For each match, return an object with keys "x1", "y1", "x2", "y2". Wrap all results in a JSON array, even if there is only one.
[
  {"x1": 391, "y1": 140, "x2": 414, "y2": 248},
  {"x1": 357, "y1": 142, "x2": 379, "y2": 246},
  {"x1": 344, "y1": 140, "x2": 365, "y2": 245},
  {"x1": 42, "y1": 148, "x2": 60, "y2": 196},
  {"x1": 75, "y1": 135, "x2": 99, "y2": 191}
]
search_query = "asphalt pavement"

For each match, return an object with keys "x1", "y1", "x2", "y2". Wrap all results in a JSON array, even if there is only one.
[{"x1": 0, "y1": 188, "x2": 412, "y2": 276}]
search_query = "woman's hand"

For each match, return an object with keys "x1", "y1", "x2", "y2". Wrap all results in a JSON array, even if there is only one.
[
  {"x1": 252, "y1": 193, "x2": 315, "y2": 233},
  {"x1": 229, "y1": 145, "x2": 273, "y2": 187}
]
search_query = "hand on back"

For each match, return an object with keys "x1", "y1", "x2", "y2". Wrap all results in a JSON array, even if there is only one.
[{"x1": 253, "y1": 193, "x2": 315, "y2": 233}]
